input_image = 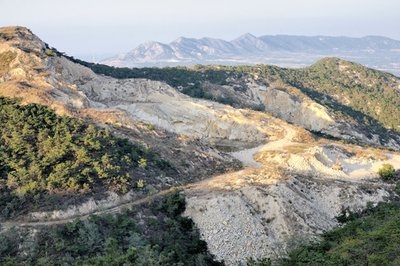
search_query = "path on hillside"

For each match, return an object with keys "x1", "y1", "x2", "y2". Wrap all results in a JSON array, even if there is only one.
[
  {"x1": 230, "y1": 124, "x2": 296, "y2": 167},
  {"x1": 185, "y1": 124, "x2": 297, "y2": 190},
  {"x1": 0, "y1": 187, "x2": 183, "y2": 229},
  {"x1": 0, "y1": 125, "x2": 295, "y2": 229}
]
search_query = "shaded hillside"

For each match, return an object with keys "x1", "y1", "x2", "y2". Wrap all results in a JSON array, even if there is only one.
[{"x1": 282, "y1": 58, "x2": 400, "y2": 133}]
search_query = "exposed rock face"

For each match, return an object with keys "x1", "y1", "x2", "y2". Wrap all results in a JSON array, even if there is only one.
[
  {"x1": 46, "y1": 56, "x2": 275, "y2": 145},
  {"x1": 261, "y1": 86, "x2": 335, "y2": 131},
  {"x1": 184, "y1": 130, "x2": 400, "y2": 265},
  {"x1": 185, "y1": 178, "x2": 390, "y2": 265},
  {"x1": 198, "y1": 77, "x2": 400, "y2": 150}
]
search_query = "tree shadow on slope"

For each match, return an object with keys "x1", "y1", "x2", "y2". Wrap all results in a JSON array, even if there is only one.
[{"x1": 284, "y1": 81, "x2": 397, "y2": 146}]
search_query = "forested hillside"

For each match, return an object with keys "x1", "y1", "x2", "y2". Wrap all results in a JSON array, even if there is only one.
[
  {"x1": 0, "y1": 97, "x2": 174, "y2": 219},
  {"x1": 0, "y1": 192, "x2": 221, "y2": 265}
]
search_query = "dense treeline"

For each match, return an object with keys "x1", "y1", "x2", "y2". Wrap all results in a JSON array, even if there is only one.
[
  {"x1": 0, "y1": 97, "x2": 172, "y2": 218},
  {"x1": 0, "y1": 192, "x2": 222, "y2": 265}
]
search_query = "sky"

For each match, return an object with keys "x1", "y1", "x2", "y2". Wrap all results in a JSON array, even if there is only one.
[{"x1": 1, "y1": 0, "x2": 399, "y2": 61}]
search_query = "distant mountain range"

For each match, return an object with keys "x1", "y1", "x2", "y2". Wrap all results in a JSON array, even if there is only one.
[{"x1": 101, "y1": 34, "x2": 400, "y2": 76}]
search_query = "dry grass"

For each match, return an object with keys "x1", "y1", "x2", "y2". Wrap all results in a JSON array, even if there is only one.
[
  {"x1": 333, "y1": 144, "x2": 388, "y2": 161},
  {"x1": 0, "y1": 51, "x2": 16, "y2": 74},
  {"x1": 292, "y1": 128, "x2": 317, "y2": 143},
  {"x1": 284, "y1": 143, "x2": 312, "y2": 154},
  {"x1": 351, "y1": 147, "x2": 388, "y2": 161}
]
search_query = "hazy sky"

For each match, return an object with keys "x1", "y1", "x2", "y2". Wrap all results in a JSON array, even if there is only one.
[{"x1": 1, "y1": 0, "x2": 399, "y2": 60}]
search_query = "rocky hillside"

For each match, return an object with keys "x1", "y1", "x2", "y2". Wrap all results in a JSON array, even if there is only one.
[
  {"x1": 76, "y1": 59, "x2": 400, "y2": 150},
  {"x1": 1, "y1": 26, "x2": 400, "y2": 265}
]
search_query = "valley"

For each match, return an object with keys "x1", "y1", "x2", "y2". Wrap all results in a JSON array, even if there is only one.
[{"x1": 1, "y1": 26, "x2": 400, "y2": 265}]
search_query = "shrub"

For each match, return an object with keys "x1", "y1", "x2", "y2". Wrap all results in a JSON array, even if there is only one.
[
  {"x1": 378, "y1": 163, "x2": 396, "y2": 180},
  {"x1": 395, "y1": 182, "x2": 400, "y2": 196},
  {"x1": 44, "y1": 49, "x2": 55, "y2": 56}
]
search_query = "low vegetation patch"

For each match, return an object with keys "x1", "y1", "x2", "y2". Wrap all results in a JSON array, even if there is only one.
[{"x1": 378, "y1": 163, "x2": 396, "y2": 180}]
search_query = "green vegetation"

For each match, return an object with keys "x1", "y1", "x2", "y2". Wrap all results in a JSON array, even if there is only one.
[
  {"x1": 395, "y1": 182, "x2": 400, "y2": 196},
  {"x1": 44, "y1": 48, "x2": 55, "y2": 56},
  {"x1": 0, "y1": 97, "x2": 174, "y2": 219},
  {"x1": 0, "y1": 192, "x2": 222, "y2": 265},
  {"x1": 248, "y1": 201, "x2": 400, "y2": 266},
  {"x1": 283, "y1": 202, "x2": 400, "y2": 265},
  {"x1": 282, "y1": 58, "x2": 400, "y2": 134},
  {"x1": 0, "y1": 97, "x2": 218, "y2": 264},
  {"x1": 378, "y1": 163, "x2": 396, "y2": 180}
]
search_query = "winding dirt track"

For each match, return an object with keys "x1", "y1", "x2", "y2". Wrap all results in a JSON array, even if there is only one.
[
  {"x1": 1, "y1": 187, "x2": 183, "y2": 229},
  {"x1": 230, "y1": 124, "x2": 295, "y2": 167},
  {"x1": 1, "y1": 125, "x2": 295, "y2": 229}
]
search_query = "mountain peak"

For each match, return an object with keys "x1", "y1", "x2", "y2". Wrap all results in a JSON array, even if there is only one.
[
  {"x1": 0, "y1": 26, "x2": 42, "y2": 45},
  {"x1": 172, "y1": 36, "x2": 190, "y2": 43},
  {"x1": 0, "y1": 26, "x2": 32, "y2": 38},
  {"x1": 233, "y1": 32, "x2": 258, "y2": 41},
  {"x1": 0, "y1": 26, "x2": 49, "y2": 56}
]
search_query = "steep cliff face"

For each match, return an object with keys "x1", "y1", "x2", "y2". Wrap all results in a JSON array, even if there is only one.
[
  {"x1": 261, "y1": 86, "x2": 335, "y2": 131},
  {"x1": 51, "y1": 55, "x2": 277, "y2": 145},
  {"x1": 258, "y1": 85, "x2": 391, "y2": 147}
]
